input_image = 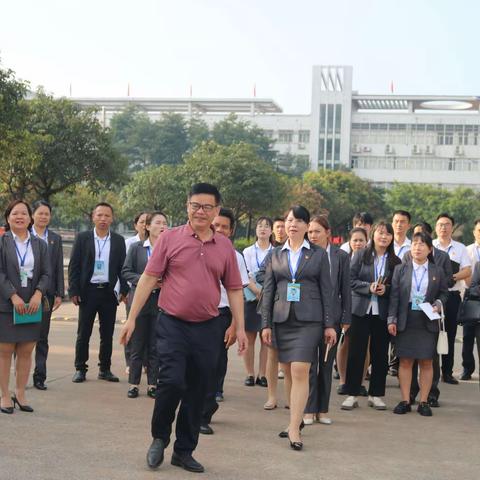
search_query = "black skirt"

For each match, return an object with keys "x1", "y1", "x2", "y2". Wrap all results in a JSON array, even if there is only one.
[
  {"x1": 395, "y1": 310, "x2": 437, "y2": 360},
  {"x1": 244, "y1": 301, "x2": 262, "y2": 332}
]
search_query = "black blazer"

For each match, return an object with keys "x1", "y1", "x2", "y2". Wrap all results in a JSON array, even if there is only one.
[
  {"x1": 470, "y1": 262, "x2": 480, "y2": 297},
  {"x1": 329, "y1": 245, "x2": 352, "y2": 327},
  {"x1": 350, "y1": 248, "x2": 401, "y2": 320},
  {"x1": 68, "y1": 230, "x2": 128, "y2": 298},
  {"x1": 43, "y1": 230, "x2": 65, "y2": 298},
  {"x1": 0, "y1": 231, "x2": 50, "y2": 313},
  {"x1": 387, "y1": 260, "x2": 449, "y2": 333},
  {"x1": 261, "y1": 244, "x2": 333, "y2": 328}
]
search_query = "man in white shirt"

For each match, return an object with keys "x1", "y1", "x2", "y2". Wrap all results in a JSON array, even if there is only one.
[
  {"x1": 433, "y1": 213, "x2": 472, "y2": 384},
  {"x1": 340, "y1": 212, "x2": 374, "y2": 254},
  {"x1": 200, "y1": 208, "x2": 249, "y2": 435},
  {"x1": 392, "y1": 210, "x2": 412, "y2": 260},
  {"x1": 462, "y1": 218, "x2": 480, "y2": 380}
]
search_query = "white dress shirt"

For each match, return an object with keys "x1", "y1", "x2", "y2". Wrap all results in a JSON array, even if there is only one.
[
  {"x1": 243, "y1": 242, "x2": 273, "y2": 276},
  {"x1": 410, "y1": 260, "x2": 429, "y2": 304},
  {"x1": 367, "y1": 253, "x2": 388, "y2": 315},
  {"x1": 281, "y1": 239, "x2": 311, "y2": 281},
  {"x1": 125, "y1": 233, "x2": 141, "y2": 253},
  {"x1": 433, "y1": 238, "x2": 471, "y2": 292},
  {"x1": 90, "y1": 229, "x2": 111, "y2": 284},
  {"x1": 219, "y1": 251, "x2": 250, "y2": 308},
  {"x1": 394, "y1": 237, "x2": 411, "y2": 260},
  {"x1": 31, "y1": 225, "x2": 49, "y2": 244},
  {"x1": 340, "y1": 241, "x2": 351, "y2": 254},
  {"x1": 466, "y1": 242, "x2": 480, "y2": 268},
  {"x1": 13, "y1": 231, "x2": 34, "y2": 279}
]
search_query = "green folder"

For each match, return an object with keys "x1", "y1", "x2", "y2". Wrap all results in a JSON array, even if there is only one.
[{"x1": 13, "y1": 307, "x2": 42, "y2": 325}]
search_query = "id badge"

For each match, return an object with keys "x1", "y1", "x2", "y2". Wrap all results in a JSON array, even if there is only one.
[
  {"x1": 411, "y1": 293, "x2": 425, "y2": 311},
  {"x1": 287, "y1": 282, "x2": 301, "y2": 302},
  {"x1": 94, "y1": 260, "x2": 106, "y2": 274},
  {"x1": 20, "y1": 268, "x2": 28, "y2": 288}
]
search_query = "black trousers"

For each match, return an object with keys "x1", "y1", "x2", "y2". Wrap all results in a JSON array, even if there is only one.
[
  {"x1": 305, "y1": 327, "x2": 339, "y2": 414},
  {"x1": 410, "y1": 354, "x2": 441, "y2": 401},
  {"x1": 151, "y1": 312, "x2": 222, "y2": 454},
  {"x1": 128, "y1": 292, "x2": 159, "y2": 385},
  {"x1": 346, "y1": 314, "x2": 389, "y2": 397},
  {"x1": 462, "y1": 324, "x2": 477, "y2": 374},
  {"x1": 33, "y1": 294, "x2": 54, "y2": 383},
  {"x1": 202, "y1": 307, "x2": 232, "y2": 424},
  {"x1": 442, "y1": 292, "x2": 461, "y2": 377},
  {"x1": 74, "y1": 286, "x2": 118, "y2": 372}
]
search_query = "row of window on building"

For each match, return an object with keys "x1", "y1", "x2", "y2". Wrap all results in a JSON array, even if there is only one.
[
  {"x1": 351, "y1": 156, "x2": 480, "y2": 171},
  {"x1": 263, "y1": 130, "x2": 310, "y2": 144}
]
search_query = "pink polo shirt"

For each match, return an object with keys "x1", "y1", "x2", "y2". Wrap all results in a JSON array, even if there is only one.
[{"x1": 144, "y1": 223, "x2": 242, "y2": 322}]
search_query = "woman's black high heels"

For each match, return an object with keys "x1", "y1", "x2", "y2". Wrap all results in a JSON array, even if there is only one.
[
  {"x1": 288, "y1": 433, "x2": 303, "y2": 451},
  {"x1": 279, "y1": 420, "x2": 305, "y2": 438},
  {"x1": 12, "y1": 395, "x2": 34, "y2": 412}
]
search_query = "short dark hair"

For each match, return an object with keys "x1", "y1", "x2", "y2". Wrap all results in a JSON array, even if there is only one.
[
  {"x1": 273, "y1": 216, "x2": 285, "y2": 225},
  {"x1": 286, "y1": 205, "x2": 310, "y2": 224},
  {"x1": 412, "y1": 231, "x2": 434, "y2": 262},
  {"x1": 218, "y1": 208, "x2": 235, "y2": 230},
  {"x1": 188, "y1": 183, "x2": 221, "y2": 205},
  {"x1": 134, "y1": 211, "x2": 149, "y2": 225},
  {"x1": 4, "y1": 200, "x2": 33, "y2": 231},
  {"x1": 413, "y1": 221, "x2": 433, "y2": 235},
  {"x1": 349, "y1": 226, "x2": 368, "y2": 241},
  {"x1": 436, "y1": 212, "x2": 454, "y2": 226},
  {"x1": 32, "y1": 200, "x2": 52, "y2": 213},
  {"x1": 473, "y1": 218, "x2": 480, "y2": 227},
  {"x1": 392, "y1": 210, "x2": 411, "y2": 222},
  {"x1": 352, "y1": 212, "x2": 374, "y2": 226},
  {"x1": 92, "y1": 202, "x2": 114, "y2": 216}
]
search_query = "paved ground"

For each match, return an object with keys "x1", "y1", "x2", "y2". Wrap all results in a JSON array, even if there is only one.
[{"x1": 1, "y1": 303, "x2": 479, "y2": 480}]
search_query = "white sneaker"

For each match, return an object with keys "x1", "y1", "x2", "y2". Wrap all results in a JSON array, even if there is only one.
[
  {"x1": 278, "y1": 369, "x2": 285, "y2": 379},
  {"x1": 303, "y1": 416, "x2": 314, "y2": 425},
  {"x1": 368, "y1": 396, "x2": 386, "y2": 410},
  {"x1": 318, "y1": 416, "x2": 332, "y2": 425},
  {"x1": 341, "y1": 396, "x2": 358, "y2": 410}
]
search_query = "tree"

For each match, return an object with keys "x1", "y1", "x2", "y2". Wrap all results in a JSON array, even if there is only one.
[
  {"x1": 187, "y1": 116, "x2": 210, "y2": 146},
  {"x1": 303, "y1": 170, "x2": 387, "y2": 235},
  {"x1": 288, "y1": 180, "x2": 327, "y2": 216},
  {"x1": 153, "y1": 113, "x2": 190, "y2": 165},
  {"x1": 25, "y1": 90, "x2": 127, "y2": 201},
  {"x1": 211, "y1": 113, "x2": 276, "y2": 163}
]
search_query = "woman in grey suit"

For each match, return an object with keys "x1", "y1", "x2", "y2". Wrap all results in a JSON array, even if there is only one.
[
  {"x1": 122, "y1": 211, "x2": 168, "y2": 398},
  {"x1": 304, "y1": 215, "x2": 351, "y2": 426},
  {"x1": 261, "y1": 206, "x2": 336, "y2": 451},
  {"x1": 388, "y1": 232, "x2": 448, "y2": 416},
  {"x1": 0, "y1": 200, "x2": 49, "y2": 414}
]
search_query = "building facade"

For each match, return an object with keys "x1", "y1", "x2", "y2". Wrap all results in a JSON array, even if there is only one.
[{"x1": 73, "y1": 65, "x2": 480, "y2": 188}]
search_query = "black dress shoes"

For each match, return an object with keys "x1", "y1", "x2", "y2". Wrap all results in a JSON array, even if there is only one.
[
  {"x1": 147, "y1": 387, "x2": 156, "y2": 399},
  {"x1": 428, "y1": 397, "x2": 440, "y2": 408},
  {"x1": 98, "y1": 370, "x2": 119, "y2": 382},
  {"x1": 393, "y1": 401, "x2": 411, "y2": 415},
  {"x1": 12, "y1": 395, "x2": 34, "y2": 412},
  {"x1": 256, "y1": 376, "x2": 268, "y2": 387},
  {"x1": 171, "y1": 451, "x2": 205, "y2": 473},
  {"x1": 72, "y1": 371, "x2": 86, "y2": 383},
  {"x1": 0, "y1": 398, "x2": 14, "y2": 414},
  {"x1": 337, "y1": 384, "x2": 348, "y2": 395},
  {"x1": 146, "y1": 438, "x2": 168, "y2": 469},
  {"x1": 279, "y1": 421, "x2": 305, "y2": 438},
  {"x1": 127, "y1": 387, "x2": 139, "y2": 398},
  {"x1": 244, "y1": 376, "x2": 255, "y2": 387},
  {"x1": 442, "y1": 374, "x2": 459, "y2": 385},
  {"x1": 417, "y1": 402, "x2": 433, "y2": 417},
  {"x1": 199, "y1": 424, "x2": 214, "y2": 435},
  {"x1": 288, "y1": 434, "x2": 303, "y2": 451},
  {"x1": 359, "y1": 385, "x2": 368, "y2": 397},
  {"x1": 33, "y1": 379, "x2": 47, "y2": 391},
  {"x1": 460, "y1": 371, "x2": 472, "y2": 381}
]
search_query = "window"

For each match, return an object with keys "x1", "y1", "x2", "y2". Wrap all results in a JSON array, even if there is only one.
[
  {"x1": 278, "y1": 130, "x2": 293, "y2": 143},
  {"x1": 298, "y1": 130, "x2": 310, "y2": 143},
  {"x1": 334, "y1": 139, "x2": 340, "y2": 161},
  {"x1": 335, "y1": 104, "x2": 342, "y2": 133},
  {"x1": 320, "y1": 104, "x2": 326, "y2": 131},
  {"x1": 327, "y1": 105, "x2": 334, "y2": 133},
  {"x1": 263, "y1": 130, "x2": 274, "y2": 138}
]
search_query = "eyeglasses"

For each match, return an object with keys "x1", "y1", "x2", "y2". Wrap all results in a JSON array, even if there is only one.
[
  {"x1": 437, "y1": 223, "x2": 452, "y2": 229},
  {"x1": 188, "y1": 202, "x2": 217, "y2": 212}
]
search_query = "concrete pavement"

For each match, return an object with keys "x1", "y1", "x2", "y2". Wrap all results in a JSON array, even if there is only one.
[{"x1": 1, "y1": 304, "x2": 479, "y2": 480}]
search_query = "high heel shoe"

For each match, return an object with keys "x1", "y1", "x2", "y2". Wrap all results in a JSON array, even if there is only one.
[
  {"x1": 279, "y1": 420, "x2": 305, "y2": 438},
  {"x1": 288, "y1": 433, "x2": 303, "y2": 451},
  {"x1": 12, "y1": 395, "x2": 34, "y2": 413},
  {"x1": 0, "y1": 397, "x2": 14, "y2": 414}
]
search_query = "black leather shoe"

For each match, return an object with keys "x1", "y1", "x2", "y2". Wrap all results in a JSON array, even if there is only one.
[
  {"x1": 33, "y1": 379, "x2": 47, "y2": 391},
  {"x1": 98, "y1": 370, "x2": 119, "y2": 382},
  {"x1": 417, "y1": 402, "x2": 433, "y2": 417},
  {"x1": 0, "y1": 398, "x2": 14, "y2": 414},
  {"x1": 256, "y1": 376, "x2": 268, "y2": 387},
  {"x1": 72, "y1": 371, "x2": 86, "y2": 383},
  {"x1": 146, "y1": 438, "x2": 168, "y2": 469},
  {"x1": 171, "y1": 452, "x2": 205, "y2": 473},
  {"x1": 127, "y1": 387, "x2": 139, "y2": 398},
  {"x1": 199, "y1": 424, "x2": 214, "y2": 435},
  {"x1": 442, "y1": 374, "x2": 459, "y2": 385},
  {"x1": 359, "y1": 385, "x2": 368, "y2": 397},
  {"x1": 12, "y1": 395, "x2": 34, "y2": 412},
  {"x1": 244, "y1": 376, "x2": 255, "y2": 387},
  {"x1": 337, "y1": 384, "x2": 348, "y2": 395},
  {"x1": 279, "y1": 421, "x2": 304, "y2": 438},
  {"x1": 393, "y1": 401, "x2": 411, "y2": 415},
  {"x1": 428, "y1": 397, "x2": 440, "y2": 408},
  {"x1": 147, "y1": 387, "x2": 156, "y2": 399},
  {"x1": 288, "y1": 434, "x2": 303, "y2": 451},
  {"x1": 460, "y1": 371, "x2": 472, "y2": 381}
]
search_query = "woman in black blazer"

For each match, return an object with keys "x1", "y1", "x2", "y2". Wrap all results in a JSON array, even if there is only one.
[
  {"x1": 261, "y1": 206, "x2": 335, "y2": 451},
  {"x1": 31, "y1": 200, "x2": 65, "y2": 391},
  {"x1": 0, "y1": 200, "x2": 49, "y2": 414},
  {"x1": 304, "y1": 215, "x2": 351, "y2": 426},
  {"x1": 121, "y1": 211, "x2": 168, "y2": 399},
  {"x1": 388, "y1": 232, "x2": 448, "y2": 416},
  {"x1": 342, "y1": 221, "x2": 401, "y2": 411}
]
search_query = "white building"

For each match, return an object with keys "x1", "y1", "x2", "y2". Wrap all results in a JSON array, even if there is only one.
[{"x1": 73, "y1": 65, "x2": 480, "y2": 188}]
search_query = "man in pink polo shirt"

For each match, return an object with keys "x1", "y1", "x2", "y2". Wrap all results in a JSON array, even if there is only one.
[{"x1": 120, "y1": 183, "x2": 247, "y2": 474}]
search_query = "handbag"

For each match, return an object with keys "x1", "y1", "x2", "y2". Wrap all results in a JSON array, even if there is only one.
[
  {"x1": 436, "y1": 300, "x2": 449, "y2": 355},
  {"x1": 457, "y1": 289, "x2": 480, "y2": 326}
]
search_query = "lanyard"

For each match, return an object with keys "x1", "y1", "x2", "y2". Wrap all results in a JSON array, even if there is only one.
[
  {"x1": 96, "y1": 235, "x2": 109, "y2": 260},
  {"x1": 14, "y1": 239, "x2": 31, "y2": 267},
  {"x1": 254, "y1": 244, "x2": 271, "y2": 269},
  {"x1": 446, "y1": 245, "x2": 453, "y2": 256},
  {"x1": 374, "y1": 254, "x2": 386, "y2": 281},
  {"x1": 397, "y1": 245, "x2": 407, "y2": 257},
  {"x1": 146, "y1": 246, "x2": 152, "y2": 259},
  {"x1": 32, "y1": 227, "x2": 48, "y2": 243},
  {"x1": 413, "y1": 265, "x2": 428, "y2": 293},
  {"x1": 287, "y1": 249, "x2": 303, "y2": 282}
]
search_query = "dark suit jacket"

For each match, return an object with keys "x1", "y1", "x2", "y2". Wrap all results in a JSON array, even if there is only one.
[
  {"x1": 261, "y1": 244, "x2": 333, "y2": 328},
  {"x1": 468, "y1": 262, "x2": 480, "y2": 297},
  {"x1": 350, "y1": 248, "x2": 401, "y2": 320},
  {"x1": 387, "y1": 260, "x2": 449, "y2": 333},
  {"x1": 403, "y1": 247, "x2": 454, "y2": 289},
  {"x1": 44, "y1": 230, "x2": 65, "y2": 298},
  {"x1": 68, "y1": 230, "x2": 128, "y2": 298},
  {"x1": 0, "y1": 231, "x2": 50, "y2": 312},
  {"x1": 329, "y1": 245, "x2": 352, "y2": 327}
]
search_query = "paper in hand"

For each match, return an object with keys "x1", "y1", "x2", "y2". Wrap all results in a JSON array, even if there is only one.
[{"x1": 419, "y1": 303, "x2": 441, "y2": 321}]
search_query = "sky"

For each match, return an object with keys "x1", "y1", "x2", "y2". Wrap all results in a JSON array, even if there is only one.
[{"x1": 1, "y1": 0, "x2": 478, "y2": 113}]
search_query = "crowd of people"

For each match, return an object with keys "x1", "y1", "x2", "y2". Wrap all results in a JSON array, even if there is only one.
[{"x1": 0, "y1": 184, "x2": 479, "y2": 473}]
